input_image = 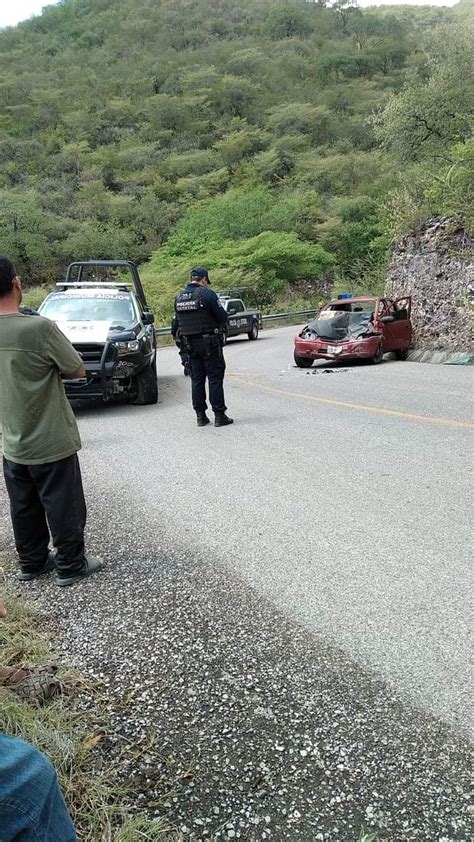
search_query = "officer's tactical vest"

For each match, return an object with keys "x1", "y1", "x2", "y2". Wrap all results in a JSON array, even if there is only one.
[{"x1": 175, "y1": 287, "x2": 220, "y2": 336}]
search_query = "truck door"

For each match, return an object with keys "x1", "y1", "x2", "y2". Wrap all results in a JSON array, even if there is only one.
[
  {"x1": 227, "y1": 300, "x2": 251, "y2": 335},
  {"x1": 226, "y1": 300, "x2": 240, "y2": 336},
  {"x1": 234, "y1": 299, "x2": 252, "y2": 332}
]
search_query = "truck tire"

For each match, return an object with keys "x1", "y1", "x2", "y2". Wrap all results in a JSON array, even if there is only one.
[
  {"x1": 248, "y1": 322, "x2": 259, "y2": 340},
  {"x1": 129, "y1": 359, "x2": 158, "y2": 405},
  {"x1": 294, "y1": 351, "x2": 313, "y2": 368},
  {"x1": 395, "y1": 348, "x2": 409, "y2": 361}
]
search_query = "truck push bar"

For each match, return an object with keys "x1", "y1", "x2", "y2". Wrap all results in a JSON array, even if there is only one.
[{"x1": 64, "y1": 340, "x2": 119, "y2": 401}]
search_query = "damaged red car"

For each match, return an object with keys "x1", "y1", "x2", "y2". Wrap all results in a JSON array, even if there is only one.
[{"x1": 294, "y1": 294, "x2": 412, "y2": 367}]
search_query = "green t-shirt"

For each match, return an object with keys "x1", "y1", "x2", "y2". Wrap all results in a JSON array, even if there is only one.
[{"x1": 0, "y1": 313, "x2": 83, "y2": 465}]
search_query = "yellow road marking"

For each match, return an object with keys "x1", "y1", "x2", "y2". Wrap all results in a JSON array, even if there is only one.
[{"x1": 228, "y1": 373, "x2": 474, "y2": 430}]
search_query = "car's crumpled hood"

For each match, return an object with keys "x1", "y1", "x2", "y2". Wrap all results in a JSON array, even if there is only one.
[
  {"x1": 56, "y1": 320, "x2": 112, "y2": 344},
  {"x1": 306, "y1": 311, "x2": 376, "y2": 342}
]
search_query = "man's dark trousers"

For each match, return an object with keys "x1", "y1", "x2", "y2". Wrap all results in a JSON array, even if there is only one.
[
  {"x1": 3, "y1": 454, "x2": 86, "y2": 577},
  {"x1": 188, "y1": 335, "x2": 226, "y2": 414}
]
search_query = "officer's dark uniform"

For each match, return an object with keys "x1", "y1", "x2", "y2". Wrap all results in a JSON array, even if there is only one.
[
  {"x1": 173, "y1": 267, "x2": 233, "y2": 427},
  {"x1": 172, "y1": 326, "x2": 191, "y2": 376}
]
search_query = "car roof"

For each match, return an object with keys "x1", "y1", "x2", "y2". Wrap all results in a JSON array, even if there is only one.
[{"x1": 327, "y1": 296, "x2": 378, "y2": 305}]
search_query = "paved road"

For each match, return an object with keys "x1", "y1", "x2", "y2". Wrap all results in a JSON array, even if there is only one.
[{"x1": 1, "y1": 326, "x2": 472, "y2": 839}]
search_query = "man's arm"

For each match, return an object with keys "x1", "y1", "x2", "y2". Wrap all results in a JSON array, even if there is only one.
[
  {"x1": 67, "y1": 364, "x2": 86, "y2": 380},
  {"x1": 47, "y1": 323, "x2": 85, "y2": 378},
  {"x1": 204, "y1": 289, "x2": 228, "y2": 325},
  {"x1": 171, "y1": 313, "x2": 179, "y2": 338}
]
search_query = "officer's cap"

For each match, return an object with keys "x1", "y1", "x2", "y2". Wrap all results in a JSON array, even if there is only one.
[{"x1": 190, "y1": 266, "x2": 210, "y2": 284}]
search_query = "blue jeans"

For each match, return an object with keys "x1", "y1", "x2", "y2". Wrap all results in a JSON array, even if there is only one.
[{"x1": 0, "y1": 734, "x2": 76, "y2": 841}]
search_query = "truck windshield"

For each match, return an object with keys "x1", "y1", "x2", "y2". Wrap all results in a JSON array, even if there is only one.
[{"x1": 41, "y1": 294, "x2": 136, "y2": 326}]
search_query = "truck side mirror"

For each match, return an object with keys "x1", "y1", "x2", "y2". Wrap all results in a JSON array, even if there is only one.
[
  {"x1": 381, "y1": 315, "x2": 395, "y2": 324},
  {"x1": 142, "y1": 311, "x2": 154, "y2": 324}
]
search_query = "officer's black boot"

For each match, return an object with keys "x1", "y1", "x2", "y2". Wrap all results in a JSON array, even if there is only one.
[
  {"x1": 196, "y1": 412, "x2": 210, "y2": 427},
  {"x1": 214, "y1": 413, "x2": 234, "y2": 427}
]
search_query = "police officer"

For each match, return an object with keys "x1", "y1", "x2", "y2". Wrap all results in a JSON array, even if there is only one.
[{"x1": 173, "y1": 267, "x2": 233, "y2": 427}]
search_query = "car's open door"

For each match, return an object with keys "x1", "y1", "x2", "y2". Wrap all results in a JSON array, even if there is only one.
[{"x1": 381, "y1": 296, "x2": 412, "y2": 351}]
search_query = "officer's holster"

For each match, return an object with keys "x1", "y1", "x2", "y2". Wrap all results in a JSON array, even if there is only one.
[{"x1": 203, "y1": 332, "x2": 222, "y2": 357}]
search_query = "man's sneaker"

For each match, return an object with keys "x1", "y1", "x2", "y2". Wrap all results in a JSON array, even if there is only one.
[
  {"x1": 57, "y1": 556, "x2": 104, "y2": 588},
  {"x1": 196, "y1": 412, "x2": 210, "y2": 427},
  {"x1": 214, "y1": 414, "x2": 234, "y2": 427},
  {"x1": 17, "y1": 551, "x2": 56, "y2": 582}
]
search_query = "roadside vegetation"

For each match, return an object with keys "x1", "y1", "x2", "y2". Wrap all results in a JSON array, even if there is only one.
[
  {"x1": 0, "y1": 580, "x2": 384, "y2": 841},
  {"x1": 0, "y1": 0, "x2": 472, "y2": 321},
  {"x1": 0, "y1": 584, "x2": 173, "y2": 841}
]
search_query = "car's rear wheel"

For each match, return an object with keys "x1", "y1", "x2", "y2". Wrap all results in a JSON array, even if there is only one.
[
  {"x1": 294, "y1": 351, "x2": 313, "y2": 368},
  {"x1": 371, "y1": 341, "x2": 384, "y2": 364},
  {"x1": 395, "y1": 348, "x2": 409, "y2": 361},
  {"x1": 248, "y1": 322, "x2": 259, "y2": 341},
  {"x1": 129, "y1": 358, "x2": 158, "y2": 405}
]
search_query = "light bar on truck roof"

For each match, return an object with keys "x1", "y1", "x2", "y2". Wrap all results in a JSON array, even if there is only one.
[{"x1": 55, "y1": 282, "x2": 133, "y2": 290}]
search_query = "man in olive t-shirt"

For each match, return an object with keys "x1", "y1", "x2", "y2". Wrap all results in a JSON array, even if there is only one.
[{"x1": 0, "y1": 256, "x2": 103, "y2": 587}]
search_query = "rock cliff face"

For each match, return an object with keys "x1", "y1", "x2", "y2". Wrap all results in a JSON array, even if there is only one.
[{"x1": 385, "y1": 217, "x2": 473, "y2": 351}]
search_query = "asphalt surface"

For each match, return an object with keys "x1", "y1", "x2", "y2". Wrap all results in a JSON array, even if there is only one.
[{"x1": 1, "y1": 325, "x2": 472, "y2": 840}]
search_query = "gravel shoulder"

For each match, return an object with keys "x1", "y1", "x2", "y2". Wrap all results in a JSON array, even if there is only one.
[{"x1": 1, "y1": 499, "x2": 471, "y2": 841}]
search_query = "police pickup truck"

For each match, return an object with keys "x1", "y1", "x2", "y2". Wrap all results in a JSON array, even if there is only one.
[
  {"x1": 218, "y1": 296, "x2": 262, "y2": 343},
  {"x1": 38, "y1": 260, "x2": 158, "y2": 405}
]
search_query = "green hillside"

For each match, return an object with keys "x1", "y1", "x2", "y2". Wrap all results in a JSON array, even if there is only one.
[{"x1": 0, "y1": 0, "x2": 472, "y2": 319}]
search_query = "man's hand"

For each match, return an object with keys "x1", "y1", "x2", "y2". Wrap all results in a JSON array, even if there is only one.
[{"x1": 63, "y1": 365, "x2": 86, "y2": 380}]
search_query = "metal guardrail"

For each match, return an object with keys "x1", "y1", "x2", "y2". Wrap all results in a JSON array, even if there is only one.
[
  {"x1": 262, "y1": 308, "x2": 318, "y2": 323},
  {"x1": 155, "y1": 308, "x2": 317, "y2": 336}
]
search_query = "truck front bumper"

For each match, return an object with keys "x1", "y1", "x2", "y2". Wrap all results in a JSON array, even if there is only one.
[{"x1": 64, "y1": 341, "x2": 119, "y2": 401}]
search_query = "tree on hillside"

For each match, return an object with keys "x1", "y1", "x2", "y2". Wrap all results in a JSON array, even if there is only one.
[
  {"x1": 265, "y1": 3, "x2": 313, "y2": 39},
  {"x1": 374, "y1": 24, "x2": 473, "y2": 162},
  {"x1": 331, "y1": 0, "x2": 358, "y2": 33},
  {"x1": 346, "y1": 11, "x2": 393, "y2": 52},
  {"x1": 0, "y1": 191, "x2": 63, "y2": 284},
  {"x1": 375, "y1": 21, "x2": 474, "y2": 234}
]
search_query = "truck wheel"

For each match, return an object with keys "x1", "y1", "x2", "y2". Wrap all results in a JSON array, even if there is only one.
[
  {"x1": 294, "y1": 351, "x2": 313, "y2": 368},
  {"x1": 371, "y1": 341, "x2": 384, "y2": 364},
  {"x1": 129, "y1": 360, "x2": 158, "y2": 405},
  {"x1": 395, "y1": 348, "x2": 409, "y2": 361},
  {"x1": 248, "y1": 323, "x2": 259, "y2": 341}
]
